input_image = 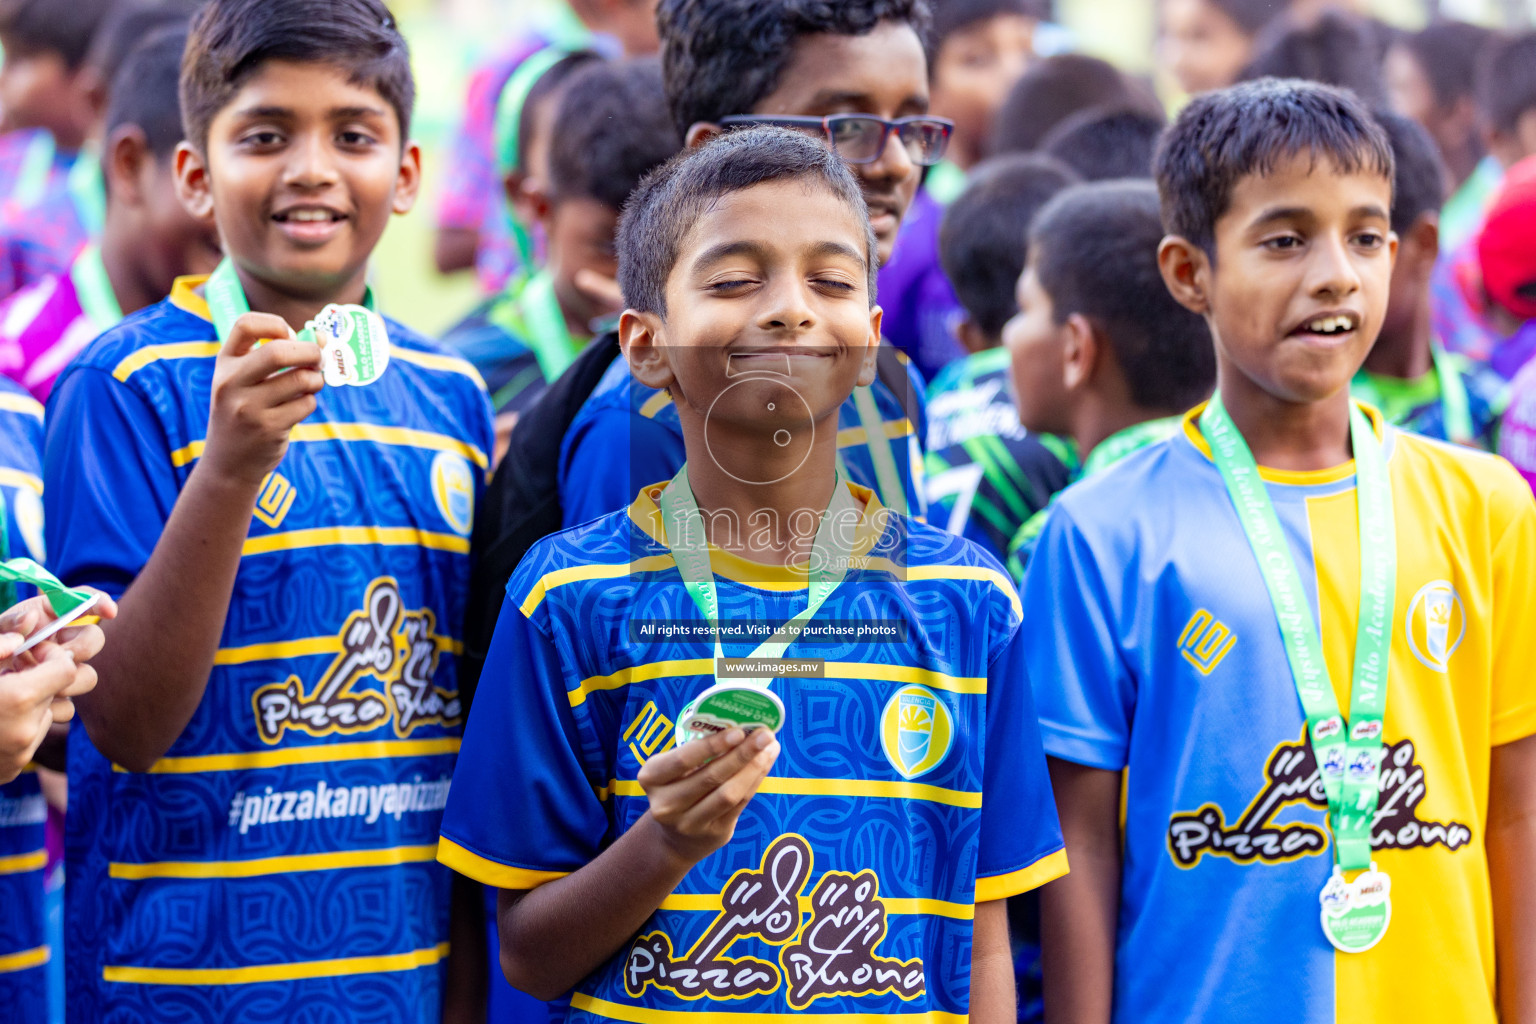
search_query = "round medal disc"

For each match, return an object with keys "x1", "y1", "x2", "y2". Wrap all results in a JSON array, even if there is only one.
[
  {"x1": 1318, "y1": 864, "x2": 1391, "y2": 953},
  {"x1": 675, "y1": 683, "x2": 785, "y2": 746}
]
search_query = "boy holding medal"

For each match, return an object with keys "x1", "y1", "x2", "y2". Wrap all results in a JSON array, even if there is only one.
[
  {"x1": 440, "y1": 128, "x2": 1065, "y2": 1023},
  {"x1": 1026, "y1": 78, "x2": 1536, "y2": 1024},
  {"x1": 42, "y1": 0, "x2": 493, "y2": 1020}
]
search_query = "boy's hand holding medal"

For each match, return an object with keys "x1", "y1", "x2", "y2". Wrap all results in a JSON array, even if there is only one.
[
  {"x1": 636, "y1": 726, "x2": 780, "y2": 865},
  {"x1": 204, "y1": 311, "x2": 325, "y2": 487}
]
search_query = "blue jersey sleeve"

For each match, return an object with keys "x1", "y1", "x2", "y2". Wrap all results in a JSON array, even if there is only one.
[
  {"x1": 43, "y1": 366, "x2": 178, "y2": 598},
  {"x1": 975, "y1": 619, "x2": 1067, "y2": 901},
  {"x1": 559, "y1": 406, "x2": 686, "y2": 528},
  {"x1": 439, "y1": 591, "x2": 609, "y2": 888},
  {"x1": 1020, "y1": 504, "x2": 1134, "y2": 771}
]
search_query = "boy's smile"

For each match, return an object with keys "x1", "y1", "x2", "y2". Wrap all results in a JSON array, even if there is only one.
[
  {"x1": 1202, "y1": 153, "x2": 1394, "y2": 404},
  {"x1": 179, "y1": 60, "x2": 420, "y2": 311}
]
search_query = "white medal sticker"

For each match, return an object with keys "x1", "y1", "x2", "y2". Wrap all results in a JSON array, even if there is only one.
[
  {"x1": 309, "y1": 303, "x2": 389, "y2": 387},
  {"x1": 1318, "y1": 863, "x2": 1392, "y2": 953},
  {"x1": 674, "y1": 682, "x2": 785, "y2": 746}
]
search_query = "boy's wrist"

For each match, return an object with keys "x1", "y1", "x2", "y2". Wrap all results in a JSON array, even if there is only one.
[
  {"x1": 635, "y1": 810, "x2": 712, "y2": 877},
  {"x1": 186, "y1": 455, "x2": 269, "y2": 506}
]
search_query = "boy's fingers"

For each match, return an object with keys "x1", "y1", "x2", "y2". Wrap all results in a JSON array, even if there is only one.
[
  {"x1": 221, "y1": 313, "x2": 294, "y2": 359},
  {"x1": 224, "y1": 340, "x2": 324, "y2": 389},
  {"x1": 58, "y1": 664, "x2": 96, "y2": 698},
  {"x1": 639, "y1": 728, "x2": 747, "y2": 789},
  {"x1": 48, "y1": 696, "x2": 75, "y2": 724},
  {"x1": 661, "y1": 729, "x2": 775, "y2": 807},
  {"x1": 675, "y1": 740, "x2": 780, "y2": 833},
  {"x1": 244, "y1": 365, "x2": 325, "y2": 408}
]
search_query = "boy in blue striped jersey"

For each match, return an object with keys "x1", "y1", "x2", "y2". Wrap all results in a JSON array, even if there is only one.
[
  {"x1": 440, "y1": 128, "x2": 1064, "y2": 1024},
  {"x1": 42, "y1": 0, "x2": 493, "y2": 1020}
]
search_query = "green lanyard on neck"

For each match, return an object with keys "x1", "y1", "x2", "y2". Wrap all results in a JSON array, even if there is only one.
[
  {"x1": 204, "y1": 259, "x2": 375, "y2": 343},
  {"x1": 69, "y1": 244, "x2": 123, "y2": 329},
  {"x1": 1081, "y1": 416, "x2": 1182, "y2": 478},
  {"x1": 657, "y1": 464, "x2": 860, "y2": 686},
  {"x1": 516, "y1": 270, "x2": 582, "y2": 382},
  {"x1": 1200, "y1": 396, "x2": 1396, "y2": 873}
]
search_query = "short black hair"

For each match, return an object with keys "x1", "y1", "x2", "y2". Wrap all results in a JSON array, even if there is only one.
[
  {"x1": 84, "y1": 0, "x2": 200, "y2": 89},
  {"x1": 939, "y1": 152, "x2": 1079, "y2": 339},
  {"x1": 1040, "y1": 104, "x2": 1166, "y2": 181},
  {"x1": 657, "y1": 0, "x2": 932, "y2": 139},
  {"x1": 106, "y1": 25, "x2": 189, "y2": 160},
  {"x1": 508, "y1": 50, "x2": 600, "y2": 175},
  {"x1": 1030, "y1": 180, "x2": 1215, "y2": 411},
  {"x1": 618, "y1": 126, "x2": 875, "y2": 316},
  {"x1": 1373, "y1": 109, "x2": 1446, "y2": 236},
  {"x1": 928, "y1": 0, "x2": 1040, "y2": 65},
  {"x1": 1477, "y1": 31, "x2": 1536, "y2": 136},
  {"x1": 1396, "y1": 19, "x2": 1492, "y2": 111},
  {"x1": 180, "y1": 0, "x2": 414, "y2": 155},
  {"x1": 1240, "y1": 10, "x2": 1388, "y2": 107},
  {"x1": 1154, "y1": 78, "x2": 1394, "y2": 256},
  {"x1": 548, "y1": 59, "x2": 682, "y2": 211},
  {"x1": 990, "y1": 53, "x2": 1143, "y2": 155},
  {"x1": 0, "y1": 0, "x2": 115, "y2": 69}
]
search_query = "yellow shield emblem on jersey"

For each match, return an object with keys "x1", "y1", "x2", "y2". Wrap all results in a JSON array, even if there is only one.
[
  {"x1": 431, "y1": 452, "x2": 475, "y2": 535},
  {"x1": 880, "y1": 685, "x2": 953, "y2": 779}
]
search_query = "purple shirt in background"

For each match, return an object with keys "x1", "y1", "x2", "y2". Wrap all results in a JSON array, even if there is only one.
[
  {"x1": 877, "y1": 187, "x2": 964, "y2": 384},
  {"x1": 1498, "y1": 325, "x2": 1536, "y2": 496}
]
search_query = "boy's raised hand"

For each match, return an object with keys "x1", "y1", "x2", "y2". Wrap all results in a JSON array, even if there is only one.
[
  {"x1": 638, "y1": 727, "x2": 780, "y2": 864},
  {"x1": 203, "y1": 312, "x2": 325, "y2": 488}
]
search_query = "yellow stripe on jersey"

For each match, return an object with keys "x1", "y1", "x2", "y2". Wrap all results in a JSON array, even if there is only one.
[
  {"x1": 658, "y1": 892, "x2": 975, "y2": 920},
  {"x1": 0, "y1": 946, "x2": 49, "y2": 974},
  {"x1": 518, "y1": 555, "x2": 678, "y2": 617},
  {"x1": 597, "y1": 776, "x2": 981, "y2": 808},
  {"x1": 0, "y1": 468, "x2": 42, "y2": 494},
  {"x1": 111, "y1": 342, "x2": 220, "y2": 383},
  {"x1": 103, "y1": 942, "x2": 449, "y2": 986},
  {"x1": 170, "y1": 423, "x2": 488, "y2": 470},
  {"x1": 569, "y1": 993, "x2": 967, "y2": 1024},
  {"x1": 0, "y1": 391, "x2": 43, "y2": 419},
  {"x1": 836, "y1": 417, "x2": 915, "y2": 448},
  {"x1": 0, "y1": 849, "x2": 46, "y2": 875},
  {"x1": 215, "y1": 633, "x2": 462, "y2": 665},
  {"x1": 110, "y1": 844, "x2": 440, "y2": 880},
  {"x1": 390, "y1": 347, "x2": 488, "y2": 389},
  {"x1": 122, "y1": 737, "x2": 461, "y2": 774},
  {"x1": 568, "y1": 659, "x2": 984, "y2": 708},
  {"x1": 241, "y1": 526, "x2": 469, "y2": 557},
  {"x1": 437, "y1": 837, "x2": 569, "y2": 890},
  {"x1": 905, "y1": 565, "x2": 1021, "y2": 621},
  {"x1": 637, "y1": 391, "x2": 671, "y2": 418},
  {"x1": 975, "y1": 848, "x2": 1069, "y2": 902}
]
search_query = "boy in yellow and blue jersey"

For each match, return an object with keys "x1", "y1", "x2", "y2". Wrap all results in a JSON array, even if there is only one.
[
  {"x1": 42, "y1": 1, "x2": 493, "y2": 1020},
  {"x1": 440, "y1": 128, "x2": 1065, "y2": 1024},
  {"x1": 1029, "y1": 79, "x2": 1536, "y2": 1024}
]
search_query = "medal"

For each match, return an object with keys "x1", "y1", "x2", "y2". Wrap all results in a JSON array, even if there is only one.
[
  {"x1": 1201, "y1": 396, "x2": 1397, "y2": 953},
  {"x1": 658, "y1": 465, "x2": 861, "y2": 745}
]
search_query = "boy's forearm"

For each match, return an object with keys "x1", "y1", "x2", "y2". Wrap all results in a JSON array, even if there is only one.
[
  {"x1": 496, "y1": 812, "x2": 698, "y2": 1000},
  {"x1": 1489, "y1": 734, "x2": 1536, "y2": 1024},
  {"x1": 1041, "y1": 758, "x2": 1121, "y2": 1024},
  {"x1": 969, "y1": 899, "x2": 1015, "y2": 1024},
  {"x1": 78, "y1": 465, "x2": 261, "y2": 772}
]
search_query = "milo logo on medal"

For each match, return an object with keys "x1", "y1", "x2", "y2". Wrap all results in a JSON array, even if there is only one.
[{"x1": 880, "y1": 685, "x2": 953, "y2": 780}]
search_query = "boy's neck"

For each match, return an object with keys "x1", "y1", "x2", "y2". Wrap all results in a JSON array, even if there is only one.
[
  {"x1": 1074, "y1": 398, "x2": 1182, "y2": 463},
  {"x1": 675, "y1": 423, "x2": 843, "y2": 564},
  {"x1": 1215, "y1": 365, "x2": 1354, "y2": 472},
  {"x1": 1360, "y1": 304, "x2": 1434, "y2": 381},
  {"x1": 229, "y1": 262, "x2": 370, "y2": 335},
  {"x1": 98, "y1": 218, "x2": 160, "y2": 315}
]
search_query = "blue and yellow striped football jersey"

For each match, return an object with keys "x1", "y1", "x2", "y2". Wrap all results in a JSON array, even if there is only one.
[
  {"x1": 1023, "y1": 403, "x2": 1536, "y2": 1024},
  {"x1": 441, "y1": 475, "x2": 1065, "y2": 1023},
  {"x1": 0, "y1": 377, "x2": 48, "y2": 1023},
  {"x1": 44, "y1": 277, "x2": 493, "y2": 1023}
]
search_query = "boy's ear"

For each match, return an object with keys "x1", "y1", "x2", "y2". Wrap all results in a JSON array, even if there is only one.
[
  {"x1": 1158, "y1": 235, "x2": 1212, "y2": 316},
  {"x1": 684, "y1": 122, "x2": 722, "y2": 150},
  {"x1": 856, "y1": 306, "x2": 884, "y2": 388},
  {"x1": 1401, "y1": 214, "x2": 1437, "y2": 275},
  {"x1": 620, "y1": 308, "x2": 678, "y2": 392},
  {"x1": 1060, "y1": 312, "x2": 1098, "y2": 392},
  {"x1": 104, "y1": 125, "x2": 151, "y2": 209},
  {"x1": 953, "y1": 314, "x2": 992, "y2": 355},
  {"x1": 390, "y1": 141, "x2": 423, "y2": 216},
  {"x1": 173, "y1": 141, "x2": 216, "y2": 222}
]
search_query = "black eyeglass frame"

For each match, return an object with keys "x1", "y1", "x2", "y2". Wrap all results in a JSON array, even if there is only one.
[{"x1": 716, "y1": 113, "x2": 956, "y2": 166}]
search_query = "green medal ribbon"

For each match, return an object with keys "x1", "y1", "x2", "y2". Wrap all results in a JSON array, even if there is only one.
[
  {"x1": 204, "y1": 259, "x2": 376, "y2": 344},
  {"x1": 69, "y1": 244, "x2": 123, "y2": 329},
  {"x1": 1200, "y1": 396, "x2": 1396, "y2": 877},
  {"x1": 0, "y1": 486, "x2": 98, "y2": 636},
  {"x1": 517, "y1": 270, "x2": 582, "y2": 383}
]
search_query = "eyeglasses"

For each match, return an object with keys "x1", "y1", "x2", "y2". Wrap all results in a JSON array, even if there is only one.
[{"x1": 717, "y1": 114, "x2": 955, "y2": 166}]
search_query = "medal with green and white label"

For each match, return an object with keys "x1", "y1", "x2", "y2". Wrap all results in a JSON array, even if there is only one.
[
  {"x1": 1201, "y1": 396, "x2": 1397, "y2": 954},
  {"x1": 205, "y1": 259, "x2": 390, "y2": 387},
  {"x1": 659, "y1": 465, "x2": 859, "y2": 745}
]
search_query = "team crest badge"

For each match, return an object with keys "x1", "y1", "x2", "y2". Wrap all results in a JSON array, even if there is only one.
[
  {"x1": 430, "y1": 452, "x2": 475, "y2": 535},
  {"x1": 880, "y1": 685, "x2": 953, "y2": 780},
  {"x1": 1405, "y1": 581, "x2": 1464, "y2": 673}
]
